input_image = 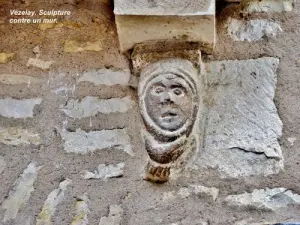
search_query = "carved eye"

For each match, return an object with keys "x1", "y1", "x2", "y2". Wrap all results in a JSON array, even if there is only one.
[
  {"x1": 173, "y1": 87, "x2": 184, "y2": 96},
  {"x1": 154, "y1": 86, "x2": 164, "y2": 94}
]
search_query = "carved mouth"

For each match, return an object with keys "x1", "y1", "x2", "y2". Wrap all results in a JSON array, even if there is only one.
[{"x1": 161, "y1": 111, "x2": 178, "y2": 119}]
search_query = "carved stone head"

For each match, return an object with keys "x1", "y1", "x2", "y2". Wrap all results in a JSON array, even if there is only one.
[{"x1": 138, "y1": 58, "x2": 200, "y2": 182}]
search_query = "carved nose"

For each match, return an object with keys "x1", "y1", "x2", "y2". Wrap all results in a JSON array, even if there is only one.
[{"x1": 160, "y1": 92, "x2": 174, "y2": 104}]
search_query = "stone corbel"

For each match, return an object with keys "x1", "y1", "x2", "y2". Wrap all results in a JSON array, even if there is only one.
[{"x1": 113, "y1": 0, "x2": 215, "y2": 182}]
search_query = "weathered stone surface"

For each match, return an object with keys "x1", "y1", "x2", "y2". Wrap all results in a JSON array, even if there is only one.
[
  {"x1": 0, "y1": 52, "x2": 14, "y2": 63},
  {"x1": 2, "y1": 163, "x2": 38, "y2": 222},
  {"x1": 165, "y1": 185, "x2": 219, "y2": 201},
  {"x1": 242, "y1": 0, "x2": 293, "y2": 13},
  {"x1": 170, "y1": 218, "x2": 208, "y2": 225},
  {"x1": 64, "y1": 40, "x2": 103, "y2": 52},
  {"x1": 195, "y1": 57, "x2": 283, "y2": 178},
  {"x1": 0, "y1": 98, "x2": 42, "y2": 119},
  {"x1": 81, "y1": 163, "x2": 124, "y2": 180},
  {"x1": 114, "y1": 0, "x2": 215, "y2": 15},
  {"x1": 0, "y1": 156, "x2": 6, "y2": 174},
  {"x1": 71, "y1": 193, "x2": 89, "y2": 225},
  {"x1": 0, "y1": 74, "x2": 43, "y2": 85},
  {"x1": 99, "y1": 205, "x2": 123, "y2": 225},
  {"x1": 78, "y1": 68, "x2": 130, "y2": 86},
  {"x1": 0, "y1": 127, "x2": 40, "y2": 145},
  {"x1": 234, "y1": 219, "x2": 277, "y2": 225},
  {"x1": 225, "y1": 188, "x2": 300, "y2": 211},
  {"x1": 228, "y1": 19, "x2": 282, "y2": 41},
  {"x1": 36, "y1": 179, "x2": 72, "y2": 225},
  {"x1": 38, "y1": 21, "x2": 83, "y2": 31},
  {"x1": 131, "y1": 42, "x2": 202, "y2": 75},
  {"x1": 60, "y1": 96, "x2": 133, "y2": 119},
  {"x1": 115, "y1": 15, "x2": 215, "y2": 52},
  {"x1": 26, "y1": 58, "x2": 55, "y2": 70},
  {"x1": 60, "y1": 128, "x2": 133, "y2": 156}
]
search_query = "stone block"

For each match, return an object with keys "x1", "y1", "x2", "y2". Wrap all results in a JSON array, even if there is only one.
[
  {"x1": 0, "y1": 127, "x2": 40, "y2": 146},
  {"x1": 228, "y1": 19, "x2": 283, "y2": 42},
  {"x1": 36, "y1": 179, "x2": 72, "y2": 225},
  {"x1": 60, "y1": 128, "x2": 133, "y2": 156},
  {"x1": 0, "y1": 74, "x2": 43, "y2": 85},
  {"x1": 99, "y1": 205, "x2": 123, "y2": 225},
  {"x1": 225, "y1": 188, "x2": 300, "y2": 211},
  {"x1": 26, "y1": 58, "x2": 55, "y2": 70},
  {"x1": 195, "y1": 57, "x2": 283, "y2": 178},
  {"x1": 2, "y1": 163, "x2": 38, "y2": 222},
  {"x1": 81, "y1": 163, "x2": 124, "y2": 180},
  {"x1": 114, "y1": 0, "x2": 215, "y2": 53},
  {"x1": 0, "y1": 98, "x2": 42, "y2": 119},
  {"x1": 78, "y1": 68, "x2": 131, "y2": 86},
  {"x1": 60, "y1": 96, "x2": 133, "y2": 119}
]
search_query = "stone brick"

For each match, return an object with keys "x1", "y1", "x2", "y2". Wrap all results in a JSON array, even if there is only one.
[
  {"x1": 26, "y1": 58, "x2": 55, "y2": 70},
  {"x1": 0, "y1": 98, "x2": 42, "y2": 119},
  {"x1": 115, "y1": 15, "x2": 215, "y2": 53},
  {"x1": 2, "y1": 163, "x2": 38, "y2": 222},
  {"x1": 114, "y1": 0, "x2": 214, "y2": 15},
  {"x1": 78, "y1": 68, "x2": 130, "y2": 86},
  {"x1": 225, "y1": 188, "x2": 300, "y2": 211},
  {"x1": 228, "y1": 19, "x2": 282, "y2": 41},
  {"x1": 99, "y1": 205, "x2": 123, "y2": 225},
  {"x1": 0, "y1": 127, "x2": 40, "y2": 145},
  {"x1": 0, "y1": 52, "x2": 14, "y2": 63},
  {"x1": 36, "y1": 179, "x2": 72, "y2": 225},
  {"x1": 60, "y1": 96, "x2": 133, "y2": 119},
  {"x1": 64, "y1": 40, "x2": 103, "y2": 52},
  {"x1": 81, "y1": 163, "x2": 124, "y2": 180},
  {"x1": 0, "y1": 74, "x2": 43, "y2": 85},
  {"x1": 241, "y1": 0, "x2": 294, "y2": 13},
  {"x1": 164, "y1": 185, "x2": 219, "y2": 201},
  {"x1": 71, "y1": 193, "x2": 89, "y2": 225},
  {"x1": 60, "y1": 128, "x2": 134, "y2": 156},
  {"x1": 195, "y1": 57, "x2": 283, "y2": 178},
  {"x1": 114, "y1": 0, "x2": 215, "y2": 52}
]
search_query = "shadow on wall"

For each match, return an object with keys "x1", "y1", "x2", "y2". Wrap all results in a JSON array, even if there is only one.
[{"x1": 273, "y1": 223, "x2": 300, "y2": 225}]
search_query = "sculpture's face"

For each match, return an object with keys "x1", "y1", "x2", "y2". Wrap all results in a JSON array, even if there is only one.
[{"x1": 145, "y1": 74, "x2": 194, "y2": 131}]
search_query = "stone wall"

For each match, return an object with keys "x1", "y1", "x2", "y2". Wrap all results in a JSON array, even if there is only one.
[{"x1": 0, "y1": 0, "x2": 300, "y2": 224}]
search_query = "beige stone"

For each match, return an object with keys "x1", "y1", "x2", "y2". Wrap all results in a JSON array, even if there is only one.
[
  {"x1": 2, "y1": 163, "x2": 38, "y2": 222},
  {"x1": 36, "y1": 179, "x2": 71, "y2": 225},
  {"x1": 0, "y1": 127, "x2": 40, "y2": 146},
  {"x1": 26, "y1": 58, "x2": 55, "y2": 70},
  {"x1": 0, "y1": 52, "x2": 15, "y2": 63},
  {"x1": 64, "y1": 40, "x2": 103, "y2": 52},
  {"x1": 115, "y1": 15, "x2": 215, "y2": 53}
]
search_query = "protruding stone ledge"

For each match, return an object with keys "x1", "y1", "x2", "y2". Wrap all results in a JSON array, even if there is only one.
[
  {"x1": 131, "y1": 41, "x2": 203, "y2": 75},
  {"x1": 114, "y1": 0, "x2": 215, "y2": 53}
]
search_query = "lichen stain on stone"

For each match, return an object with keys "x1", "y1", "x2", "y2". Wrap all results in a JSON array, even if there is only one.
[{"x1": 0, "y1": 52, "x2": 15, "y2": 63}]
